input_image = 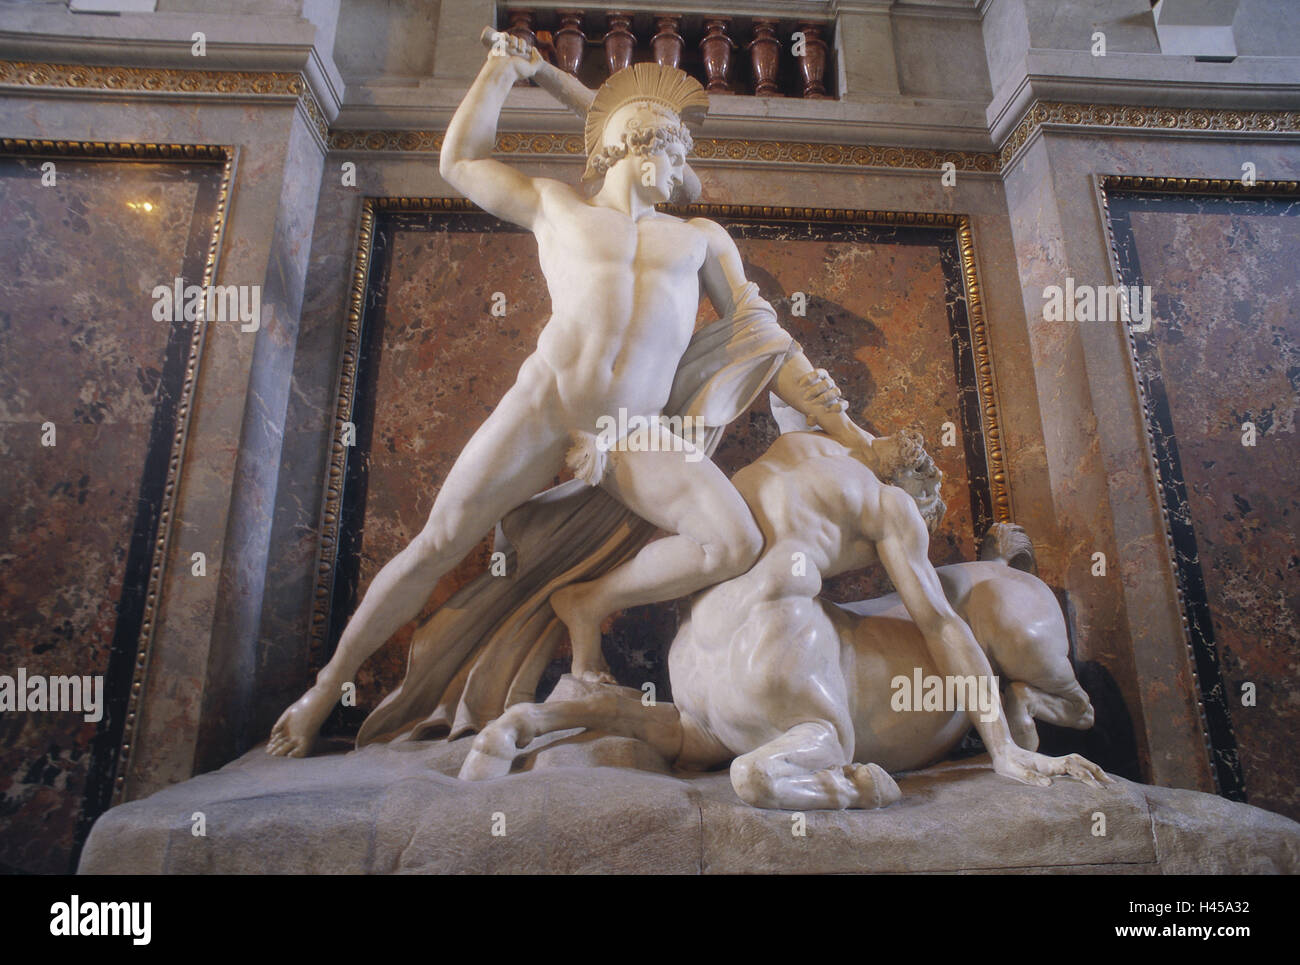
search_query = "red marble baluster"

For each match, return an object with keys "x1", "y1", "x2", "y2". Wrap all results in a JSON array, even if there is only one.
[
  {"x1": 700, "y1": 17, "x2": 735, "y2": 93},
  {"x1": 651, "y1": 15, "x2": 684, "y2": 69},
  {"x1": 506, "y1": 8, "x2": 536, "y2": 86},
  {"x1": 604, "y1": 12, "x2": 636, "y2": 75},
  {"x1": 554, "y1": 10, "x2": 585, "y2": 76},
  {"x1": 795, "y1": 22, "x2": 828, "y2": 98},
  {"x1": 748, "y1": 18, "x2": 781, "y2": 96}
]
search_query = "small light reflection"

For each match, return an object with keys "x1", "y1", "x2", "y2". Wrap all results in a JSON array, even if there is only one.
[{"x1": 126, "y1": 201, "x2": 156, "y2": 213}]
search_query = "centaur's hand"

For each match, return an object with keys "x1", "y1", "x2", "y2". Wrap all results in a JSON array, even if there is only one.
[{"x1": 992, "y1": 743, "x2": 1114, "y2": 789}]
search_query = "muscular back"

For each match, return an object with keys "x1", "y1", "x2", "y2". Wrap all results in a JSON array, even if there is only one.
[{"x1": 731, "y1": 432, "x2": 886, "y2": 586}]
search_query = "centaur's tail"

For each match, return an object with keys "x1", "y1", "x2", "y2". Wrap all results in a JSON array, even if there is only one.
[{"x1": 978, "y1": 522, "x2": 1036, "y2": 573}]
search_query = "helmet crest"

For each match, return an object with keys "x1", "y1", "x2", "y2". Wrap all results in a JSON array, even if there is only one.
[{"x1": 582, "y1": 63, "x2": 708, "y2": 181}]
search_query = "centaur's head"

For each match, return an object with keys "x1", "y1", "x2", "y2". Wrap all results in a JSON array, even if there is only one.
[
  {"x1": 872, "y1": 429, "x2": 947, "y2": 534},
  {"x1": 583, "y1": 63, "x2": 707, "y2": 205}
]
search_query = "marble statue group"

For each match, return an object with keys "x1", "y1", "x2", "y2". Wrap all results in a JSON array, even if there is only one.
[{"x1": 268, "y1": 29, "x2": 1110, "y2": 810}]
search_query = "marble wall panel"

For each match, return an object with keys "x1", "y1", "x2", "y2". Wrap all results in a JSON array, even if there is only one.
[
  {"x1": 253, "y1": 185, "x2": 366, "y2": 742},
  {"x1": 329, "y1": 211, "x2": 552, "y2": 723},
  {"x1": 0, "y1": 90, "x2": 328, "y2": 806},
  {"x1": 1106, "y1": 188, "x2": 1300, "y2": 820},
  {"x1": 0, "y1": 154, "x2": 226, "y2": 873},
  {"x1": 1012, "y1": 131, "x2": 1300, "y2": 802}
]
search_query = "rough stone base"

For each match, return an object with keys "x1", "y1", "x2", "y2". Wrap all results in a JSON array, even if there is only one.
[{"x1": 79, "y1": 736, "x2": 1300, "y2": 874}]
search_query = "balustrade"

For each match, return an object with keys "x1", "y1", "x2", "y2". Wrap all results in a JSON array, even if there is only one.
[{"x1": 500, "y1": 7, "x2": 834, "y2": 98}]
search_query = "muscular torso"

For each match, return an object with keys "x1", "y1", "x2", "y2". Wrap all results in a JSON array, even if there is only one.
[
  {"x1": 671, "y1": 432, "x2": 969, "y2": 767},
  {"x1": 525, "y1": 183, "x2": 709, "y2": 428}
]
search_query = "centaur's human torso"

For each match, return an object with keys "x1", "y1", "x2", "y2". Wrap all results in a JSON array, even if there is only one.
[{"x1": 669, "y1": 433, "x2": 972, "y2": 772}]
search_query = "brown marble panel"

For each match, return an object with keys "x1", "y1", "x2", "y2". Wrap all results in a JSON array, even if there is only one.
[
  {"x1": 0, "y1": 155, "x2": 223, "y2": 873},
  {"x1": 1108, "y1": 189, "x2": 1300, "y2": 818}
]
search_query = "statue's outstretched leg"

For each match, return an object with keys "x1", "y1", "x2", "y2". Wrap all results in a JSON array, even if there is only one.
[
  {"x1": 268, "y1": 367, "x2": 570, "y2": 757},
  {"x1": 551, "y1": 425, "x2": 762, "y2": 682},
  {"x1": 730, "y1": 720, "x2": 901, "y2": 810}
]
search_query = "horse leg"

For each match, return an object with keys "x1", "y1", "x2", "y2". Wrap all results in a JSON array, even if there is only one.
[
  {"x1": 1010, "y1": 679, "x2": 1095, "y2": 731},
  {"x1": 1003, "y1": 682, "x2": 1042, "y2": 751},
  {"x1": 730, "y1": 720, "x2": 901, "y2": 811},
  {"x1": 981, "y1": 600, "x2": 1096, "y2": 750},
  {"x1": 458, "y1": 688, "x2": 689, "y2": 781}
]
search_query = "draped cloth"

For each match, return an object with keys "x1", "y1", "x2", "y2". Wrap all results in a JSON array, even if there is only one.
[{"x1": 355, "y1": 282, "x2": 798, "y2": 745}]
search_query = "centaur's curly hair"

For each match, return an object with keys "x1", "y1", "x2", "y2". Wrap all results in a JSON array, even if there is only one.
[
  {"x1": 588, "y1": 112, "x2": 695, "y2": 177},
  {"x1": 875, "y1": 428, "x2": 948, "y2": 534}
]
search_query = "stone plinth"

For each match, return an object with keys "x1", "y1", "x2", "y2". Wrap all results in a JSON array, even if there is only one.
[{"x1": 79, "y1": 737, "x2": 1300, "y2": 874}]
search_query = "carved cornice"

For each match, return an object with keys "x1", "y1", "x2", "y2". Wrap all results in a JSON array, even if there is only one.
[
  {"x1": 668, "y1": 138, "x2": 999, "y2": 172},
  {"x1": 330, "y1": 128, "x2": 1002, "y2": 173},
  {"x1": 331, "y1": 103, "x2": 1300, "y2": 176},
  {"x1": 0, "y1": 136, "x2": 230, "y2": 160},
  {"x1": 1099, "y1": 174, "x2": 1300, "y2": 196},
  {"x1": 0, "y1": 59, "x2": 329, "y2": 145},
  {"x1": 5, "y1": 59, "x2": 1298, "y2": 177},
  {"x1": 1000, "y1": 101, "x2": 1300, "y2": 171},
  {"x1": 662, "y1": 203, "x2": 968, "y2": 227}
]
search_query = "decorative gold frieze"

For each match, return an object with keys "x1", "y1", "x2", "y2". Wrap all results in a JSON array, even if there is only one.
[
  {"x1": 328, "y1": 127, "x2": 1000, "y2": 174},
  {"x1": 5, "y1": 59, "x2": 1297, "y2": 178},
  {"x1": 0, "y1": 59, "x2": 328, "y2": 143},
  {"x1": 1001, "y1": 102, "x2": 1300, "y2": 170},
  {"x1": 691, "y1": 139, "x2": 998, "y2": 172},
  {"x1": 0, "y1": 137, "x2": 230, "y2": 160},
  {"x1": 1100, "y1": 174, "x2": 1299, "y2": 196}
]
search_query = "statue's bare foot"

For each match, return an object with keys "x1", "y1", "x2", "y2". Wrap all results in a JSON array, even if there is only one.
[
  {"x1": 266, "y1": 682, "x2": 338, "y2": 757},
  {"x1": 551, "y1": 584, "x2": 613, "y2": 682},
  {"x1": 847, "y1": 762, "x2": 902, "y2": 809}
]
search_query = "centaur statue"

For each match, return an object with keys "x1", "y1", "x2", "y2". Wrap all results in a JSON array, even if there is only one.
[{"x1": 458, "y1": 420, "x2": 1107, "y2": 809}]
